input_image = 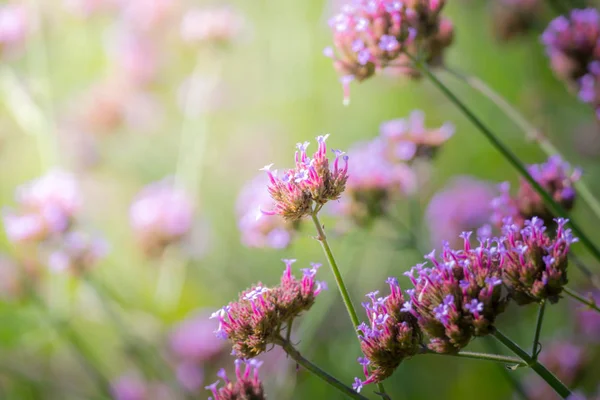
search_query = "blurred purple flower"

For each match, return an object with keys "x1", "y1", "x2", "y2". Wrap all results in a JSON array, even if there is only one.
[
  {"x1": 111, "y1": 374, "x2": 174, "y2": 400},
  {"x1": 0, "y1": 3, "x2": 28, "y2": 57},
  {"x1": 380, "y1": 110, "x2": 454, "y2": 162},
  {"x1": 3, "y1": 170, "x2": 81, "y2": 243},
  {"x1": 332, "y1": 137, "x2": 416, "y2": 226},
  {"x1": 573, "y1": 289, "x2": 600, "y2": 341},
  {"x1": 129, "y1": 178, "x2": 194, "y2": 257},
  {"x1": 426, "y1": 176, "x2": 496, "y2": 248},
  {"x1": 170, "y1": 310, "x2": 225, "y2": 363},
  {"x1": 47, "y1": 230, "x2": 109, "y2": 275},
  {"x1": 236, "y1": 174, "x2": 296, "y2": 249}
]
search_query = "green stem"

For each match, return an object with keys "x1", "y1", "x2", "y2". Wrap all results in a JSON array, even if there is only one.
[
  {"x1": 531, "y1": 300, "x2": 546, "y2": 359},
  {"x1": 275, "y1": 337, "x2": 369, "y2": 400},
  {"x1": 443, "y1": 66, "x2": 600, "y2": 232},
  {"x1": 563, "y1": 286, "x2": 600, "y2": 313},
  {"x1": 422, "y1": 348, "x2": 527, "y2": 366},
  {"x1": 310, "y1": 211, "x2": 387, "y2": 396},
  {"x1": 410, "y1": 54, "x2": 600, "y2": 267},
  {"x1": 310, "y1": 211, "x2": 361, "y2": 329},
  {"x1": 28, "y1": 290, "x2": 112, "y2": 397},
  {"x1": 492, "y1": 329, "x2": 572, "y2": 398}
]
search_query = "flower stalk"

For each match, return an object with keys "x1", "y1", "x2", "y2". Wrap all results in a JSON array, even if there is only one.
[
  {"x1": 408, "y1": 53, "x2": 600, "y2": 267},
  {"x1": 492, "y1": 329, "x2": 572, "y2": 398},
  {"x1": 563, "y1": 286, "x2": 600, "y2": 313}
]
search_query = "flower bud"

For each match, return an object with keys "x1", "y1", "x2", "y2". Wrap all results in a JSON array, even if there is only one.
[{"x1": 205, "y1": 359, "x2": 266, "y2": 400}]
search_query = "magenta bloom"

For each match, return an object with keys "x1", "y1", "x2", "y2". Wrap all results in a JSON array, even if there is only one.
[
  {"x1": 333, "y1": 137, "x2": 416, "y2": 225},
  {"x1": 205, "y1": 359, "x2": 265, "y2": 400},
  {"x1": 236, "y1": 174, "x2": 296, "y2": 249},
  {"x1": 405, "y1": 233, "x2": 508, "y2": 353},
  {"x1": 542, "y1": 8, "x2": 600, "y2": 84},
  {"x1": 491, "y1": 156, "x2": 580, "y2": 228},
  {"x1": 426, "y1": 176, "x2": 496, "y2": 248},
  {"x1": 47, "y1": 230, "x2": 109, "y2": 275},
  {"x1": 213, "y1": 259, "x2": 326, "y2": 359},
  {"x1": 261, "y1": 135, "x2": 348, "y2": 221},
  {"x1": 380, "y1": 110, "x2": 454, "y2": 162},
  {"x1": 129, "y1": 179, "x2": 194, "y2": 256},
  {"x1": 3, "y1": 170, "x2": 81, "y2": 243},
  {"x1": 111, "y1": 374, "x2": 173, "y2": 400},
  {"x1": 501, "y1": 217, "x2": 577, "y2": 305},
  {"x1": 353, "y1": 277, "x2": 421, "y2": 391}
]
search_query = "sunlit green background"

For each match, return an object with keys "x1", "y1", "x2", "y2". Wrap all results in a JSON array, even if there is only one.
[{"x1": 0, "y1": 0, "x2": 599, "y2": 399}]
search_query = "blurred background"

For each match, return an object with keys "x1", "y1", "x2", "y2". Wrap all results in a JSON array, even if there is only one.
[{"x1": 0, "y1": 0, "x2": 599, "y2": 399}]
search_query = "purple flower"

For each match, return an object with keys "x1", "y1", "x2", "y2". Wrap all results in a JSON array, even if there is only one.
[
  {"x1": 47, "y1": 230, "x2": 109, "y2": 275},
  {"x1": 170, "y1": 310, "x2": 226, "y2": 364},
  {"x1": 262, "y1": 135, "x2": 348, "y2": 221},
  {"x1": 206, "y1": 359, "x2": 265, "y2": 400},
  {"x1": 573, "y1": 289, "x2": 600, "y2": 341},
  {"x1": 129, "y1": 178, "x2": 194, "y2": 256},
  {"x1": 426, "y1": 176, "x2": 497, "y2": 248},
  {"x1": 0, "y1": 4, "x2": 28, "y2": 57},
  {"x1": 3, "y1": 169, "x2": 81, "y2": 244},
  {"x1": 216, "y1": 259, "x2": 325, "y2": 359}
]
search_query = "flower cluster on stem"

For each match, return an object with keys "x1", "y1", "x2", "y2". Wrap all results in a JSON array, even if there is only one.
[
  {"x1": 261, "y1": 135, "x2": 348, "y2": 221},
  {"x1": 212, "y1": 259, "x2": 326, "y2": 359},
  {"x1": 205, "y1": 359, "x2": 266, "y2": 400}
]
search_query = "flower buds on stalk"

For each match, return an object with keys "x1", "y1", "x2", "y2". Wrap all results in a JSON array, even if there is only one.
[
  {"x1": 261, "y1": 135, "x2": 348, "y2": 221},
  {"x1": 501, "y1": 217, "x2": 577, "y2": 305},
  {"x1": 405, "y1": 232, "x2": 508, "y2": 353},
  {"x1": 205, "y1": 359, "x2": 266, "y2": 400},
  {"x1": 213, "y1": 259, "x2": 326, "y2": 359},
  {"x1": 491, "y1": 156, "x2": 580, "y2": 228},
  {"x1": 353, "y1": 277, "x2": 421, "y2": 392}
]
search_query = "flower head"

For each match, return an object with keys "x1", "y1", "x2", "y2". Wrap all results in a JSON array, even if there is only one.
[
  {"x1": 379, "y1": 110, "x2": 454, "y2": 162},
  {"x1": 214, "y1": 259, "x2": 326, "y2": 359},
  {"x1": 237, "y1": 174, "x2": 297, "y2": 249},
  {"x1": 0, "y1": 3, "x2": 28, "y2": 58},
  {"x1": 491, "y1": 156, "x2": 580, "y2": 228},
  {"x1": 542, "y1": 8, "x2": 600, "y2": 85},
  {"x1": 578, "y1": 61, "x2": 600, "y2": 120},
  {"x1": 205, "y1": 359, "x2": 265, "y2": 400},
  {"x1": 3, "y1": 170, "x2": 81, "y2": 244},
  {"x1": 426, "y1": 176, "x2": 496, "y2": 248},
  {"x1": 501, "y1": 217, "x2": 576, "y2": 305},
  {"x1": 325, "y1": 0, "x2": 452, "y2": 102},
  {"x1": 355, "y1": 277, "x2": 421, "y2": 389},
  {"x1": 407, "y1": 234, "x2": 508, "y2": 353},
  {"x1": 47, "y1": 231, "x2": 109, "y2": 275},
  {"x1": 129, "y1": 178, "x2": 194, "y2": 257},
  {"x1": 170, "y1": 310, "x2": 226, "y2": 363},
  {"x1": 332, "y1": 137, "x2": 416, "y2": 226},
  {"x1": 262, "y1": 135, "x2": 348, "y2": 221}
]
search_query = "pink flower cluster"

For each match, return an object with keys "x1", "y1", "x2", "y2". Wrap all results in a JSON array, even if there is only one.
[
  {"x1": 129, "y1": 179, "x2": 194, "y2": 257},
  {"x1": 491, "y1": 156, "x2": 580, "y2": 228},
  {"x1": 212, "y1": 259, "x2": 326, "y2": 359},
  {"x1": 262, "y1": 135, "x2": 348, "y2": 221},
  {"x1": 542, "y1": 9, "x2": 600, "y2": 119},
  {"x1": 205, "y1": 359, "x2": 266, "y2": 400},
  {"x1": 3, "y1": 170, "x2": 81, "y2": 243},
  {"x1": 325, "y1": 0, "x2": 453, "y2": 103}
]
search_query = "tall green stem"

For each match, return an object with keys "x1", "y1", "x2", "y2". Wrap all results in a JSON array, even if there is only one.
[
  {"x1": 492, "y1": 329, "x2": 571, "y2": 398},
  {"x1": 422, "y1": 348, "x2": 527, "y2": 366},
  {"x1": 275, "y1": 337, "x2": 369, "y2": 400},
  {"x1": 310, "y1": 211, "x2": 387, "y2": 396},
  {"x1": 443, "y1": 66, "x2": 600, "y2": 228},
  {"x1": 564, "y1": 286, "x2": 600, "y2": 313},
  {"x1": 409, "y1": 55, "x2": 600, "y2": 266},
  {"x1": 531, "y1": 300, "x2": 546, "y2": 359}
]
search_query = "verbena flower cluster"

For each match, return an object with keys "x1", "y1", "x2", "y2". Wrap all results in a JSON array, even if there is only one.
[
  {"x1": 353, "y1": 277, "x2": 421, "y2": 391},
  {"x1": 129, "y1": 178, "x2": 194, "y2": 257},
  {"x1": 2, "y1": 170, "x2": 107, "y2": 275},
  {"x1": 325, "y1": 0, "x2": 453, "y2": 103},
  {"x1": 212, "y1": 259, "x2": 326, "y2": 359},
  {"x1": 333, "y1": 111, "x2": 452, "y2": 226},
  {"x1": 354, "y1": 217, "x2": 577, "y2": 392},
  {"x1": 236, "y1": 174, "x2": 297, "y2": 249},
  {"x1": 205, "y1": 359, "x2": 266, "y2": 400},
  {"x1": 542, "y1": 8, "x2": 600, "y2": 119},
  {"x1": 261, "y1": 135, "x2": 348, "y2": 221},
  {"x1": 491, "y1": 156, "x2": 580, "y2": 228}
]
